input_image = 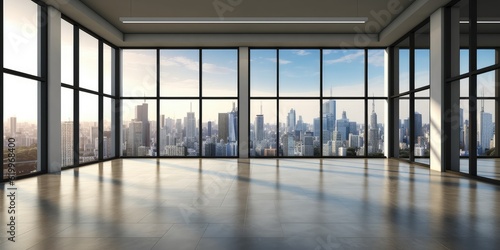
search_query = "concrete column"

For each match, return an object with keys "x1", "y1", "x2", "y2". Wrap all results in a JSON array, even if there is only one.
[
  {"x1": 238, "y1": 47, "x2": 249, "y2": 159},
  {"x1": 390, "y1": 48, "x2": 400, "y2": 158},
  {"x1": 430, "y1": 7, "x2": 460, "y2": 172},
  {"x1": 47, "y1": 6, "x2": 62, "y2": 173}
]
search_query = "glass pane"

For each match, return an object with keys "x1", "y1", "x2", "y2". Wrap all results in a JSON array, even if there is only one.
[
  {"x1": 79, "y1": 92, "x2": 98, "y2": 163},
  {"x1": 415, "y1": 49, "x2": 430, "y2": 89},
  {"x1": 3, "y1": 0, "x2": 39, "y2": 76},
  {"x1": 415, "y1": 99, "x2": 430, "y2": 161},
  {"x1": 103, "y1": 97, "x2": 114, "y2": 159},
  {"x1": 477, "y1": 49, "x2": 496, "y2": 70},
  {"x1": 122, "y1": 50, "x2": 157, "y2": 97},
  {"x1": 159, "y1": 100, "x2": 199, "y2": 156},
  {"x1": 279, "y1": 100, "x2": 320, "y2": 157},
  {"x1": 250, "y1": 49, "x2": 277, "y2": 97},
  {"x1": 368, "y1": 50, "x2": 385, "y2": 97},
  {"x1": 368, "y1": 100, "x2": 385, "y2": 156},
  {"x1": 202, "y1": 100, "x2": 238, "y2": 157},
  {"x1": 61, "y1": 19, "x2": 74, "y2": 85},
  {"x1": 79, "y1": 30, "x2": 99, "y2": 91},
  {"x1": 323, "y1": 49, "x2": 364, "y2": 97},
  {"x1": 396, "y1": 38, "x2": 410, "y2": 94},
  {"x1": 250, "y1": 100, "x2": 277, "y2": 157},
  {"x1": 279, "y1": 49, "x2": 320, "y2": 97},
  {"x1": 160, "y1": 49, "x2": 200, "y2": 97},
  {"x1": 103, "y1": 44, "x2": 114, "y2": 95},
  {"x1": 460, "y1": 49, "x2": 469, "y2": 75},
  {"x1": 460, "y1": 78, "x2": 469, "y2": 97},
  {"x1": 122, "y1": 100, "x2": 157, "y2": 157},
  {"x1": 398, "y1": 97, "x2": 409, "y2": 159},
  {"x1": 3, "y1": 74, "x2": 39, "y2": 177},
  {"x1": 202, "y1": 50, "x2": 238, "y2": 97},
  {"x1": 460, "y1": 99, "x2": 470, "y2": 174},
  {"x1": 61, "y1": 87, "x2": 74, "y2": 167},
  {"x1": 478, "y1": 100, "x2": 495, "y2": 156},
  {"x1": 477, "y1": 70, "x2": 496, "y2": 97},
  {"x1": 322, "y1": 100, "x2": 364, "y2": 157}
]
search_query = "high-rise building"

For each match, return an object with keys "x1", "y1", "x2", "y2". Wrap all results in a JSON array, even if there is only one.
[
  {"x1": 218, "y1": 113, "x2": 229, "y2": 142},
  {"x1": 135, "y1": 102, "x2": 150, "y2": 148},
  {"x1": 479, "y1": 102, "x2": 494, "y2": 154},
  {"x1": 414, "y1": 112, "x2": 423, "y2": 138},
  {"x1": 287, "y1": 108, "x2": 296, "y2": 133},
  {"x1": 255, "y1": 114, "x2": 264, "y2": 141},
  {"x1": 302, "y1": 135, "x2": 314, "y2": 156},
  {"x1": 207, "y1": 121, "x2": 212, "y2": 137},
  {"x1": 10, "y1": 117, "x2": 16, "y2": 137},
  {"x1": 126, "y1": 121, "x2": 143, "y2": 156},
  {"x1": 336, "y1": 111, "x2": 350, "y2": 141},
  {"x1": 228, "y1": 102, "x2": 238, "y2": 142},
  {"x1": 61, "y1": 121, "x2": 74, "y2": 166},
  {"x1": 322, "y1": 99, "x2": 336, "y2": 131},
  {"x1": 313, "y1": 118, "x2": 320, "y2": 137},
  {"x1": 368, "y1": 100, "x2": 380, "y2": 154},
  {"x1": 186, "y1": 103, "x2": 196, "y2": 140}
]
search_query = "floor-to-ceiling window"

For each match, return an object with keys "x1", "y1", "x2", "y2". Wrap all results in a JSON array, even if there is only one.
[
  {"x1": 2, "y1": 0, "x2": 46, "y2": 179},
  {"x1": 390, "y1": 21, "x2": 431, "y2": 165},
  {"x1": 249, "y1": 48, "x2": 386, "y2": 158},
  {"x1": 61, "y1": 17, "x2": 117, "y2": 167},
  {"x1": 121, "y1": 48, "x2": 239, "y2": 158},
  {"x1": 449, "y1": 0, "x2": 499, "y2": 180}
]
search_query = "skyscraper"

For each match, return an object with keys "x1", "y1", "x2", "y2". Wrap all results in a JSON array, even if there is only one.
[
  {"x1": 313, "y1": 118, "x2": 320, "y2": 137},
  {"x1": 414, "y1": 112, "x2": 422, "y2": 138},
  {"x1": 218, "y1": 113, "x2": 229, "y2": 142},
  {"x1": 336, "y1": 111, "x2": 350, "y2": 141},
  {"x1": 126, "y1": 121, "x2": 143, "y2": 156},
  {"x1": 479, "y1": 100, "x2": 494, "y2": 154},
  {"x1": 10, "y1": 117, "x2": 16, "y2": 137},
  {"x1": 287, "y1": 108, "x2": 296, "y2": 133},
  {"x1": 322, "y1": 98, "x2": 336, "y2": 131},
  {"x1": 228, "y1": 102, "x2": 238, "y2": 142},
  {"x1": 135, "y1": 102, "x2": 150, "y2": 147},
  {"x1": 186, "y1": 103, "x2": 196, "y2": 139},
  {"x1": 61, "y1": 121, "x2": 74, "y2": 166},
  {"x1": 255, "y1": 115, "x2": 264, "y2": 141},
  {"x1": 368, "y1": 100, "x2": 380, "y2": 154}
]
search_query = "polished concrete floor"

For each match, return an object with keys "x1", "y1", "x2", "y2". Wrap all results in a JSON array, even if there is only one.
[{"x1": 1, "y1": 158, "x2": 500, "y2": 250}]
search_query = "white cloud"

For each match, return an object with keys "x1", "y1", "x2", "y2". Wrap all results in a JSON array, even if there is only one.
[
  {"x1": 161, "y1": 56, "x2": 199, "y2": 71},
  {"x1": 202, "y1": 62, "x2": 236, "y2": 74},
  {"x1": 267, "y1": 58, "x2": 292, "y2": 65},
  {"x1": 325, "y1": 50, "x2": 364, "y2": 64},
  {"x1": 368, "y1": 50, "x2": 385, "y2": 67},
  {"x1": 293, "y1": 50, "x2": 311, "y2": 56}
]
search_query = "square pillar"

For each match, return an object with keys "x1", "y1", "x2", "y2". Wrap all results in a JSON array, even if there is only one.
[
  {"x1": 430, "y1": 7, "x2": 460, "y2": 172},
  {"x1": 238, "y1": 47, "x2": 249, "y2": 159},
  {"x1": 47, "y1": 6, "x2": 62, "y2": 173}
]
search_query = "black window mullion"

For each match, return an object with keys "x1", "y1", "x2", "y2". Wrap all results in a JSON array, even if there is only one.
[
  {"x1": 98, "y1": 41, "x2": 104, "y2": 161},
  {"x1": 409, "y1": 33, "x2": 416, "y2": 162},
  {"x1": 114, "y1": 49, "x2": 121, "y2": 158},
  {"x1": 199, "y1": 49, "x2": 203, "y2": 157},
  {"x1": 364, "y1": 49, "x2": 369, "y2": 157},
  {"x1": 276, "y1": 49, "x2": 280, "y2": 157},
  {"x1": 156, "y1": 49, "x2": 160, "y2": 157},
  {"x1": 319, "y1": 49, "x2": 323, "y2": 157},
  {"x1": 73, "y1": 27, "x2": 80, "y2": 166},
  {"x1": 469, "y1": 0, "x2": 478, "y2": 175}
]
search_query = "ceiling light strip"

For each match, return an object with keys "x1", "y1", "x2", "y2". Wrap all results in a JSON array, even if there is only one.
[
  {"x1": 120, "y1": 17, "x2": 368, "y2": 24},
  {"x1": 460, "y1": 20, "x2": 500, "y2": 24}
]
